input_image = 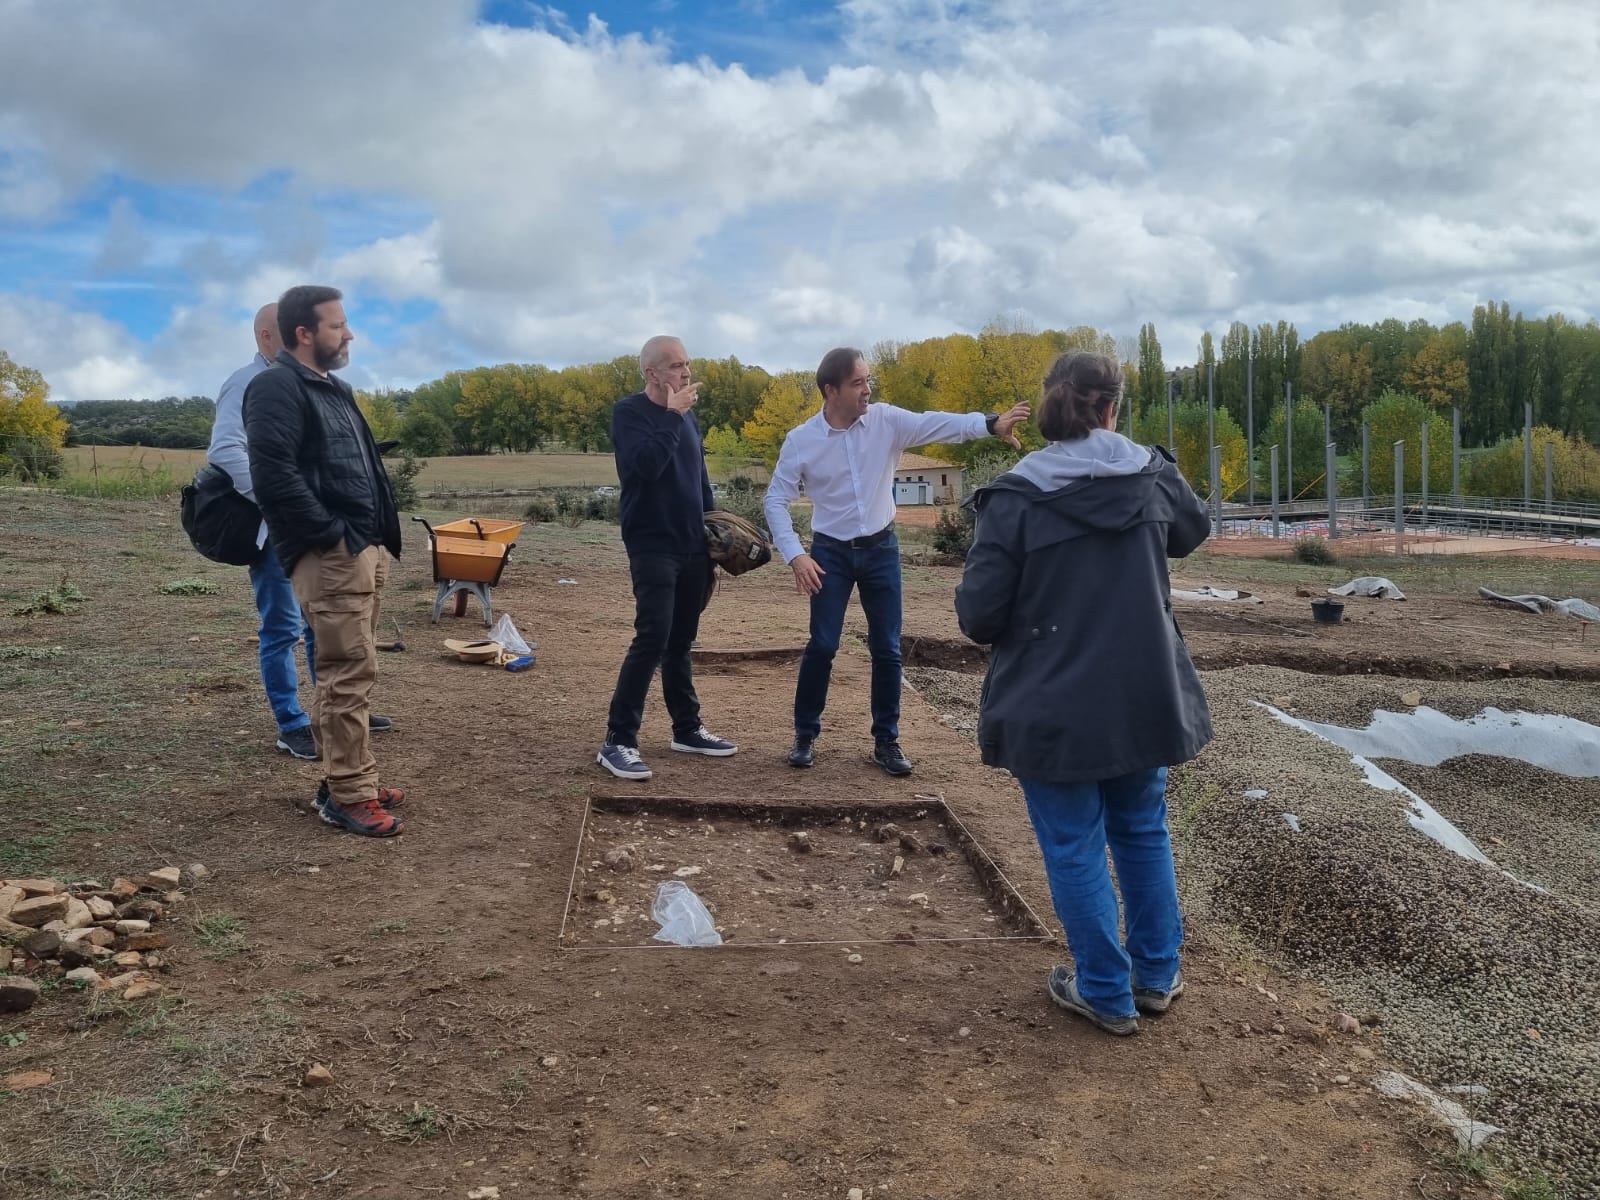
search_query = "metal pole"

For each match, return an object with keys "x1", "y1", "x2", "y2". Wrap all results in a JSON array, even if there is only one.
[
  {"x1": 1523, "y1": 401, "x2": 1533, "y2": 508},
  {"x1": 1246, "y1": 350, "x2": 1255, "y2": 505},
  {"x1": 1270, "y1": 444, "x2": 1280, "y2": 539},
  {"x1": 1166, "y1": 376, "x2": 1174, "y2": 451},
  {"x1": 1326, "y1": 441, "x2": 1339, "y2": 539},
  {"x1": 1207, "y1": 362, "x2": 1215, "y2": 468},
  {"x1": 1325, "y1": 402, "x2": 1332, "y2": 450},
  {"x1": 1210, "y1": 444, "x2": 1222, "y2": 535},
  {"x1": 1394, "y1": 441, "x2": 1405, "y2": 551},
  {"x1": 1452, "y1": 406, "x2": 1461, "y2": 505},
  {"x1": 1362, "y1": 423, "x2": 1370, "y2": 517},
  {"x1": 1285, "y1": 382, "x2": 1293, "y2": 503},
  {"x1": 1421, "y1": 423, "x2": 1430, "y2": 528},
  {"x1": 1545, "y1": 441, "x2": 1555, "y2": 513}
]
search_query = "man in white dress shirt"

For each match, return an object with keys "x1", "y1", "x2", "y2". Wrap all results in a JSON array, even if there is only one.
[{"x1": 762, "y1": 347, "x2": 1028, "y2": 775}]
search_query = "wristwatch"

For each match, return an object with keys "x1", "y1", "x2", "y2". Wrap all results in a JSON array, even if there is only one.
[{"x1": 984, "y1": 412, "x2": 1000, "y2": 436}]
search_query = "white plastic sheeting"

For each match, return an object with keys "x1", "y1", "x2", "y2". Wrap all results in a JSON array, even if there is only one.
[
  {"x1": 1254, "y1": 703, "x2": 1545, "y2": 891},
  {"x1": 1373, "y1": 1071, "x2": 1504, "y2": 1152},
  {"x1": 1295, "y1": 706, "x2": 1600, "y2": 779},
  {"x1": 1478, "y1": 587, "x2": 1600, "y2": 622},
  {"x1": 1171, "y1": 586, "x2": 1263, "y2": 604},
  {"x1": 1329, "y1": 576, "x2": 1407, "y2": 600}
]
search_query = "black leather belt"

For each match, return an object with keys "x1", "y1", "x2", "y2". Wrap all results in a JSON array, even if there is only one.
[{"x1": 814, "y1": 523, "x2": 895, "y2": 551}]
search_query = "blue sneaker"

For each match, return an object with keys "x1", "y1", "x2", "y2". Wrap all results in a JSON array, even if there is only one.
[
  {"x1": 670, "y1": 726, "x2": 737, "y2": 756},
  {"x1": 1047, "y1": 966, "x2": 1139, "y2": 1036},
  {"x1": 597, "y1": 741, "x2": 652, "y2": 781}
]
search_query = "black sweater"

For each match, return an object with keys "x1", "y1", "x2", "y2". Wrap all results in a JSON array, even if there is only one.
[{"x1": 610, "y1": 391, "x2": 714, "y2": 555}]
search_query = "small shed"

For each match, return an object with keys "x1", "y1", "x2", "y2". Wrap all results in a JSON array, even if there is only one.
[{"x1": 893, "y1": 452, "x2": 963, "y2": 505}]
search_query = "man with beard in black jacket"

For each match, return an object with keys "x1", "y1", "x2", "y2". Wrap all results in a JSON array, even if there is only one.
[{"x1": 244, "y1": 286, "x2": 406, "y2": 838}]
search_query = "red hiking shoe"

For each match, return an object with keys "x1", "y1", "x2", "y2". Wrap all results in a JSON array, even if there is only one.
[{"x1": 319, "y1": 797, "x2": 402, "y2": 838}]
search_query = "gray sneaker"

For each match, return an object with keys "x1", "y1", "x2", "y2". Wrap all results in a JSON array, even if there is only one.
[
  {"x1": 1133, "y1": 972, "x2": 1185, "y2": 1016},
  {"x1": 275, "y1": 726, "x2": 319, "y2": 760},
  {"x1": 1047, "y1": 966, "x2": 1139, "y2": 1036}
]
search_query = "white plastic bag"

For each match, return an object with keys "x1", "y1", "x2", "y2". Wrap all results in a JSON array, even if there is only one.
[
  {"x1": 487, "y1": 613, "x2": 534, "y2": 655},
  {"x1": 651, "y1": 881, "x2": 722, "y2": 947}
]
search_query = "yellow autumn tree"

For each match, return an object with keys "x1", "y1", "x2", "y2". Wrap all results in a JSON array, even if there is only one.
[
  {"x1": 0, "y1": 351, "x2": 69, "y2": 446},
  {"x1": 0, "y1": 351, "x2": 69, "y2": 481},
  {"x1": 741, "y1": 372, "x2": 821, "y2": 467},
  {"x1": 1401, "y1": 333, "x2": 1469, "y2": 410}
]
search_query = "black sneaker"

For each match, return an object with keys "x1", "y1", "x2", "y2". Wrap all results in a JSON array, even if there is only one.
[
  {"x1": 873, "y1": 740, "x2": 913, "y2": 777},
  {"x1": 369, "y1": 713, "x2": 394, "y2": 732},
  {"x1": 788, "y1": 735, "x2": 815, "y2": 768},
  {"x1": 597, "y1": 741, "x2": 652, "y2": 781},
  {"x1": 275, "y1": 726, "x2": 319, "y2": 760},
  {"x1": 670, "y1": 726, "x2": 737, "y2": 756}
]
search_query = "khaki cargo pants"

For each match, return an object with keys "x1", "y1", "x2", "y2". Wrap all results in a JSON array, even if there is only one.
[{"x1": 290, "y1": 544, "x2": 388, "y2": 806}]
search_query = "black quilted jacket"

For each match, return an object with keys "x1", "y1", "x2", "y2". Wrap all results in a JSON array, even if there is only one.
[{"x1": 242, "y1": 352, "x2": 401, "y2": 574}]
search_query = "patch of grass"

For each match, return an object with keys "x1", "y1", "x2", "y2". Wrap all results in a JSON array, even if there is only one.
[
  {"x1": 191, "y1": 912, "x2": 248, "y2": 961},
  {"x1": 2, "y1": 1030, "x2": 27, "y2": 1049},
  {"x1": 122, "y1": 994, "x2": 185, "y2": 1039},
  {"x1": 0, "y1": 644, "x2": 65, "y2": 660},
  {"x1": 372, "y1": 917, "x2": 409, "y2": 934},
  {"x1": 1503, "y1": 1171, "x2": 1563, "y2": 1200},
  {"x1": 94, "y1": 1070, "x2": 224, "y2": 1161},
  {"x1": 11, "y1": 577, "x2": 86, "y2": 616},
  {"x1": 1435, "y1": 1150, "x2": 1493, "y2": 1181},
  {"x1": 403, "y1": 1101, "x2": 442, "y2": 1139},
  {"x1": 156, "y1": 578, "x2": 220, "y2": 596},
  {"x1": 502, "y1": 1069, "x2": 528, "y2": 1096},
  {"x1": 57, "y1": 465, "x2": 181, "y2": 500},
  {"x1": 0, "y1": 834, "x2": 66, "y2": 877}
]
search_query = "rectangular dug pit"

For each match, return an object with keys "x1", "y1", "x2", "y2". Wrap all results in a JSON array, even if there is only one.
[{"x1": 560, "y1": 795, "x2": 1051, "y2": 950}]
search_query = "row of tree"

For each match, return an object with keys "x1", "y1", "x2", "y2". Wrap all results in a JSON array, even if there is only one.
[{"x1": 63, "y1": 396, "x2": 217, "y2": 448}]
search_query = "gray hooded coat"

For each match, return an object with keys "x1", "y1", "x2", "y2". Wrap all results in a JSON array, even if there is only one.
[{"x1": 954, "y1": 430, "x2": 1213, "y2": 783}]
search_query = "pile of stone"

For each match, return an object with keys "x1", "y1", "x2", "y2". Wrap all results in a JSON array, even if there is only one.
[{"x1": 0, "y1": 864, "x2": 206, "y2": 1014}]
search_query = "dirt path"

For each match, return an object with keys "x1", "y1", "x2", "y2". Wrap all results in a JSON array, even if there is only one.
[{"x1": 0, "y1": 496, "x2": 1510, "y2": 1199}]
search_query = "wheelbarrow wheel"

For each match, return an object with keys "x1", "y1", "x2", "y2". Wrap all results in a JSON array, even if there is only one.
[{"x1": 454, "y1": 591, "x2": 469, "y2": 617}]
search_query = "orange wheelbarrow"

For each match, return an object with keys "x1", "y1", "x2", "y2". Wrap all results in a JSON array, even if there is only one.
[{"x1": 412, "y1": 516, "x2": 525, "y2": 627}]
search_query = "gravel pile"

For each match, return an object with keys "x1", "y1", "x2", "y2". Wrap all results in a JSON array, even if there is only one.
[{"x1": 912, "y1": 661, "x2": 1600, "y2": 1193}]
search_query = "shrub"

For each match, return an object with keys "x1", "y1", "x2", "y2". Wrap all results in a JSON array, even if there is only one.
[
  {"x1": 930, "y1": 507, "x2": 974, "y2": 557},
  {"x1": 1292, "y1": 536, "x2": 1336, "y2": 565},
  {"x1": 387, "y1": 450, "x2": 426, "y2": 509},
  {"x1": 523, "y1": 497, "x2": 556, "y2": 523},
  {"x1": 725, "y1": 473, "x2": 758, "y2": 496},
  {"x1": 0, "y1": 435, "x2": 65, "y2": 483},
  {"x1": 1467, "y1": 425, "x2": 1600, "y2": 502}
]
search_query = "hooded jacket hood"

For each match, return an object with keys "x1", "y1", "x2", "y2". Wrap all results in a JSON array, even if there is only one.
[{"x1": 978, "y1": 431, "x2": 1175, "y2": 543}]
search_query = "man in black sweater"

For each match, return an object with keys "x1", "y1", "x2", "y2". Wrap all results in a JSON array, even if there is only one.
[
  {"x1": 596, "y1": 336, "x2": 738, "y2": 781},
  {"x1": 244, "y1": 285, "x2": 406, "y2": 837}
]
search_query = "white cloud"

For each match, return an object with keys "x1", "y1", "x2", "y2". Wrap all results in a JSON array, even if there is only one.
[{"x1": 0, "y1": 0, "x2": 1598, "y2": 399}]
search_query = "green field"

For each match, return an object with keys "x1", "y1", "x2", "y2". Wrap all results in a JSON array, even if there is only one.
[{"x1": 57, "y1": 446, "x2": 769, "y2": 496}]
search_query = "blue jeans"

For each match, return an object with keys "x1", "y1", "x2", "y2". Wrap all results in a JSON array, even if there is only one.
[
  {"x1": 1019, "y1": 767, "x2": 1183, "y2": 1018},
  {"x1": 249, "y1": 542, "x2": 315, "y2": 733},
  {"x1": 793, "y1": 530, "x2": 902, "y2": 742}
]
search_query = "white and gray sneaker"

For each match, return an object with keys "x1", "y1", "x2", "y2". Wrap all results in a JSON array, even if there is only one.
[
  {"x1": 670, "y1": 726, "x2": 738, "y2": 756},
  {"x1": 597, "y1": 741, "x2": 652, "y2": 781}
]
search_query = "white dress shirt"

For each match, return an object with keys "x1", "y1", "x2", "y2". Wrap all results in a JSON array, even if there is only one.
[
  {"x1": 763, "y1": 403, "x2": 989, "y2": 563},
  {"x1": 206, "y1": 351, "x2": 274, "y2": 547}
]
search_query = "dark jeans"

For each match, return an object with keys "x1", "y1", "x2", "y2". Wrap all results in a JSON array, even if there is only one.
[
  {"x1": 605, "y1": 551, "x2": 710, "y2": 746},
  {"x1": 793, "y1": 530, "x2": 902, "y2": 742}
]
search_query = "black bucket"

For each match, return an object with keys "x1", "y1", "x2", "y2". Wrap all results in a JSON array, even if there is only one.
[{"x1": 1310, "y1": 598, "x2": 1345, "y2": 624}]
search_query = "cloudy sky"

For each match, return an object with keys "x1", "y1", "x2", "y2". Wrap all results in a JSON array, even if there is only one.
[{"x1": 2, "y1": 0, "x2": 1598, "y2": 402}]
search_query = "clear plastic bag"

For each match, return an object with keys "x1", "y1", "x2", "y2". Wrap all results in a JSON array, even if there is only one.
[
  {"x1": 650, "y1": 881, "x2": 722, "y2": 947},
  {"x1": 487, "y1": 613, "x2": 534, "y2": 656}
]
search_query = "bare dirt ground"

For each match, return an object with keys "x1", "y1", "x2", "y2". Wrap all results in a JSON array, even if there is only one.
[{"x1": 3, "y1": 492, "x2": 1594, "y2": 1199}]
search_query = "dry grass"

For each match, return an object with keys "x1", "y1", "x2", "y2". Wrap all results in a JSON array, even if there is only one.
[{"x1": 57, "y1": 446, "x2": 768, "y2": 496}]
